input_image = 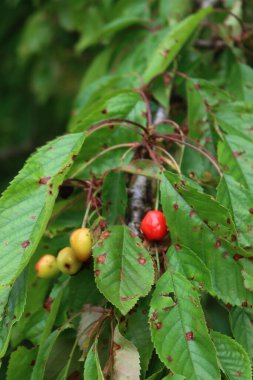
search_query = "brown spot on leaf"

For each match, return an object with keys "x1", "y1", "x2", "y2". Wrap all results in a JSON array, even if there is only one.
[
  {"x1": 175, "y1": 244, "x2": 182, "y2": 251},
  {"x1": 129, "y1": 229, "x2": 136, "y2": 238},
  {"x1": 97, "y1": 253, "x2": 106, "y2": 264},
  {"x1": 231, "y1": 234, "x2": 237, "y2": 242},
  {"x1": 43, "y1": 297, "x2": 53, "y2": 312},
  {"x1": 215, "y1": 240, "x2": 221, "y2": 248},
  {"x1": 241, "y1": 301, "x2": 248, "y2": 307},
  {"x1": 167, "y1": 355, "x2": 173, "y2": 362},
  {"x1": 142, "y1": 309, "x2": 148, "y2": 315},
  {"x1": 161, "y1": 48, "x2": 170, "y2": 57},
  {"x1": 95, "y1": 270, "x2": 101, "y2": 277},
  {"x1": 156, "y1": 322, "x2": 162, "y2": 329},
  {"x1": 233, "y1": 254, "x2": 242, "y2": 261},
  {"x1": 185, "y1": 331, "x2": 194, "y2": 341},
  {"x1": 138, "y1": 253, "x2": 146, "y2": 265},
  {"x1": 38, "y1": 176, "x2": 51, "y2": 185},
  {"x1": 173, "y1": 203, "x2": 179, "y2": 211},
  {"x1": 249, "y1": 208, "x2": 253, "y2": 214},
  {"x1": 100, "y1": 231, "x2": 111, "y2": 240},
  {"x1": 101, "y1": 109, "x2": 108, "y2": 114},
  {"x1": 190, "y1": 209, "x2": 196, "y2": 218},
  {"x1": 150, "y1": 310, "x2": 158, "y2": 321},
  {"x1": 21, "y1": 240, "x2": 30, "y2": 249},
  {"x1": 227, "y1": 218, "x2": 231, "y2": 224},
  {"x1": 30, "y1": 360, "x2": 36, "y2": 367},
  {"x1": 235, "y1": 370, "x2": 242, "y2": 377},
  {"x1": 72, "y1": 155, "x2": 77, "y2": 161}
]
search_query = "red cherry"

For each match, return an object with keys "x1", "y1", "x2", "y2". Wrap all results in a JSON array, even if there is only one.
[{"x1": 140, "y1": 210, "x2": 167, "y2": 241}]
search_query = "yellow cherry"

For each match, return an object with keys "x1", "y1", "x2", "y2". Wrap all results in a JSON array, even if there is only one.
[
  {"x1": 57, "y1": 247, "x2": 82, "y2": 275},
  {"x1": 70, "y1": 228, "x2": 92, "y2": 262},
  {"x1": 35, "y1": 255, "x2": 59, "y2": 279}
]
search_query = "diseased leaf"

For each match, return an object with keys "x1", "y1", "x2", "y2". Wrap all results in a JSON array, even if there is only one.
[
  {"x1": 143, "y1": 7, "x2": 213, "y2": 83},
  {"x1": 113, "y1": 325, "x2": 140, "y2": 380},
  {"x1": 93, "y1": 225, "x2": 154, "y2": 315},
  {"x1": 161, "y1": 171, "x2": 253, "y2": 307},
  {"x1": 217, "y1": 174, "x2": 253, "y2": 248},
  {"x1": 167, "y1": 244, "x2": 213, "y2": 294},
  {"x1": 77, "y1": 305, "x2": 107, "y2": 356},
  {"x1": 218, "y1": 135, "x2": 253, "y2": 192},
  {"x1": 69, "y1": 90, "x2": 145, "y2": 132},
  {"x1": 102, "y1": 171, "x2": 127, "y2": 225},
  {"x1": 0, "y1": 269, "x2": 28, "y2": 358},
  {"x1": 211, "y1": 330, "x2": 251, "y2": 380},
  {"x1": 149, "y1": 271, "x2": 220, "y2": 380},
  {"x1": 7, "y1": 346, "x2": 38, "y2": 380},
  {"x1": 126, "y1": 296, "x2": 153, "y2": 377},
  {"x1": 0, "y1": 133, "x2": 85, "y2": 289},
  {"x1": 241, "y1": 259, "x2": 253, "y2": 291}
]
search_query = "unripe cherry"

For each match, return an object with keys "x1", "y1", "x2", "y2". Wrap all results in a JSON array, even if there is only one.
[
  {"x1": 140, "y1": 210, "x2": 167, "y2": 241},
  {"x1": 35, "y1": 254, "x2": 59, "y2": 278},
  {"x1": 70, "y1": 228, "x2": 92, "y2": 262},
  {"x1": 57, "y1": 247, "x2": 82, "y2": 275}
]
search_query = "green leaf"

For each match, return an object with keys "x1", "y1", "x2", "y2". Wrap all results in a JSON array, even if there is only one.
[
  {"x1": 149, "y1": 271, "x2": 220, "y2": 380},
  {"x1": 102, "y1": 171, "x2": 127, "y2": 224},
  {"x1": 113, "y1": 325, "x2": 140, "y2": 380},
  {"x1": 211, "y1": 330, "x2": 252, "y2": 380},
  {"x1": 31, "y1": 327, "x2": 70, "y2": 380},
  {"x1": 83, "y1": 339, "x2": 104, "y2": 380},
  {"x1": 160, "y1": 171, "x2": 253, "y2": 307},
  {"x1": 120, "y1": 159, "x2": 162, "y2": 179},
  {"x1": 93, "y1": 226, "x2": 154, "y2": 315},
  {"x1": 167, "y1": 244, "x2": 213, "y2": 293},
  {"x1": 126, "y1": 297, "x2": 153, "y2": 377},
  {"x1": 230, "y1": 307, "x2": 253, "y2": 360},
  {"x1": 39, "y1": 277, "x2": 69, "y2": 346},
  {"x1": 240, "y1": 259, "x2": 253, "y2": 291},
  {"x1": 69, "y1": 90, "x2": 145, "y2": 132},
  {"x1": 218, "y1": 135, "x2": 253, "y2": 192},
  {"x1": 0, "y1": 133, "x2": 85, "y2": 289},
  {"x1": 226, "y1": 63, "x2": 253, "y2": 102},
  {"x1": 217, "y1": 174, "x2": 253, "y2": 248},
  {"x1": 0, "y1": 269, "x2": 28, "y2": 358},
  {"x1": 143, "y1": 7, "x2": 213, "y2": 83},
  {"x1": 215, "y1": 102, "x2": 253, "y2": 142},
  {"x1": 7, "y1": 346, "x2": 38, "y2": 380}
]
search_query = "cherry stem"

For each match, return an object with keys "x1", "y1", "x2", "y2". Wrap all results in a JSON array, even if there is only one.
[
  {"x1": 152, "y1": 144, "x2": 181, "y2": 173},
  {"x1": 82, "y1": 188, "x2": 100, "y2": 228},
  {"x1": 154, "y1": 119, "x2": 184, "y2": 136},
  {"x1": 143, "y1": 140, "x2": 162, "y2": 168},
  {"x1": 137, "y1": 89, "x2": 152, "y2": 127},
  {"x1": 88, "y1": 118, "x2": 147, "y2": 135},
  {"x1": 71, "y1": 143, "x2": 139, "y2": 178},
  {"x1": 157, "y1": 134, "x2": 222, "y2": 175}
]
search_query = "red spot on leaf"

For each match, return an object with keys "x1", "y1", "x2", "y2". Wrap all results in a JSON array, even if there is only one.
[
  {"x1": 38, "y1": 176, "x2": 51, "y2": 185},
  {"x1": 249, "y1": 208, "x2": 253, "y2": 214},
  {"x1": 138, "y1": 253, "x2": 146, "y2": 265},
  {"x1": 129, "y1": 229, "x2": 137, "y2": 238},
  {"x1": 190, "y1": 209, "x2": 196, "y2": 218},
  {"x1": 186, "y1": 331, "x2": 194, "y2": 341},
  {"x1": 100, "y1": 231, "x2": 111, "y2": 240},
  {"x1": 231, "y1": 234, "x2": 237, "y2": 242},
  {"x1": 150, "y1": 310, "x2": 158, "y2": 321},
  {"x1": 233, "y1": 254, "x2": 242, "y2": 261},
  {"x1": 97, "y1": 253, "x2": 106, "y2": 264},
  {"x1": 215, "y1": 240, "x2": 221, "y2": 248},
  {"x1": 235, "y1": 370, "x2": 242, "y2": 377},
  {"x1": 95, "y1": 270, "x2": 101, "y2": 277},
  {"x1": 43, "y1": 297, "x2": 53, "y2": 312},
  {"x1": 156, "y1": 322, "x2": 162, "y2": 329},
  {"x1": 21, "y1": 240, "x2": 30, "y2": 249},
  {"x1": 173, "y1": 203, "x2": 179, "y2": 211},
  {"x1": 175, "y1": 244, "x2": 182, "y2": 251}
]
